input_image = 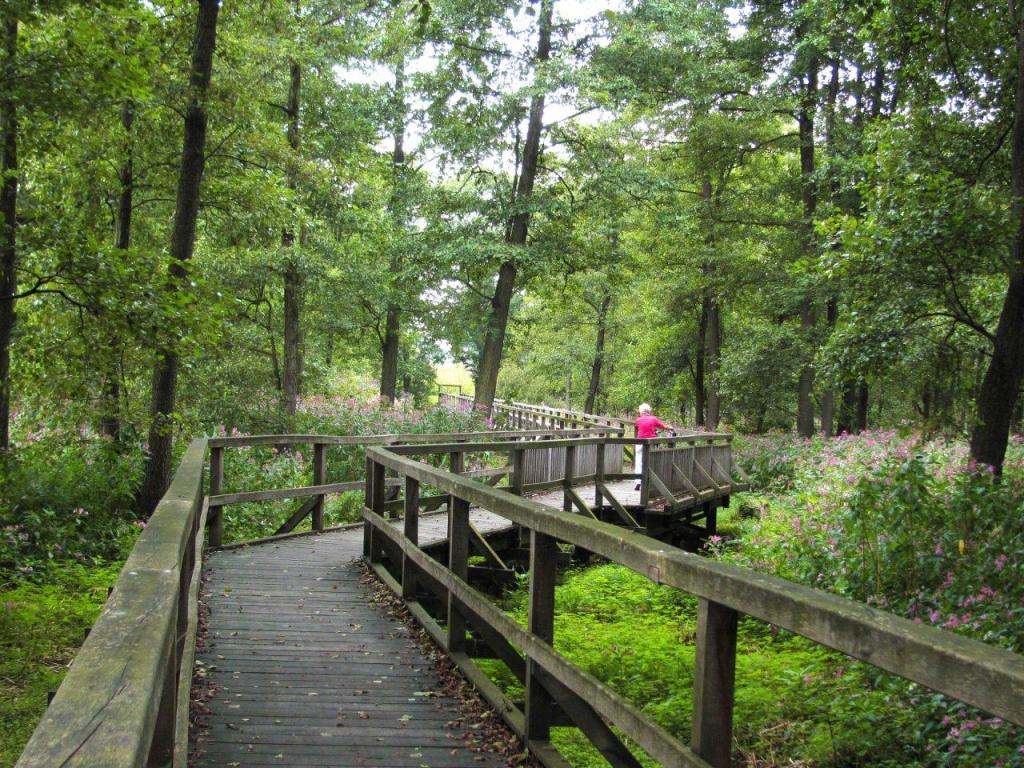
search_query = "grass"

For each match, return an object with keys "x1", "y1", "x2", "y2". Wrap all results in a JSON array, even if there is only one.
[{"x1": 0, "y1": 562, "x2": 122, "y2": 767}]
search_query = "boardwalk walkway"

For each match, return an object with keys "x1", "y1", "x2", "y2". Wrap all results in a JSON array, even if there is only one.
[{"x1": 191, "y1": 510, "x2": 512, "y2": 768}]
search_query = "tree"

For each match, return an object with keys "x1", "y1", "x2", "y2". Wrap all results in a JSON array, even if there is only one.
[{"x1": 138, "y1": 0, "x2": 221, "y2": 515}]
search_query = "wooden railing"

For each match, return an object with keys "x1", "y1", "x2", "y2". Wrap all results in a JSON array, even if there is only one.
[
  {"x1": 206, "y1": 428, "x2": 618, "y2": 547},
  {"x1": 16, "y1": 438, "x2": 208, "y2": 768},
  {"x1": 437, "y1": 391, "x2": 630, "y2": 432},
  {"x1": 363, "y1": 442, "x2": 1024, "y2": 768}
]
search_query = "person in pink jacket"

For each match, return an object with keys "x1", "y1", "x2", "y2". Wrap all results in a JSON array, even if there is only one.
[{"x1": 634, "y1": 403, "x2": 670, "y2": 490}]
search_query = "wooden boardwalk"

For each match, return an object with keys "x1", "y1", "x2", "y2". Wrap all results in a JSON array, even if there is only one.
[{"x1": 191, "y1": 511, "x2": 512, "y2": 768}]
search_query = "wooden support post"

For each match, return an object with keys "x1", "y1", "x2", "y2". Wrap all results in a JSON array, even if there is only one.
[
  {"x1": 370, "y1": 460, "x2": 386, "y2": 563},
  {"x1": 312, "y1": 442, "x2": 325, "y2": 532},
  {"x1": 363, "y1": 456, "x2": 373, "y2": 558},
  {"x1": 595, "y1": 442, "x2": 605, "y2": 508},
  {"x1": 562, "y1": 445, "x2": 576, "y2": 513},
  {"x1": 526, "y1": 529, "x2": 557, "y2": 743},
  {"x1": 448, "y1": 496, "x2": 470, "y2": 652},
  {"x1": 692, "y1": 598, "x2": 738, "y2": 768},
  {"x1": 208, "y1": 446, "x2": 224, "y2": 547},
  {"x1": 402, "y1": 476, "x2": 419, "y2": 601},
  {"x1": 639, "y1": 441, "x2": 650, "y2": 508},
  {"x1": 511, "y1": 449, "x2": 525, "y2": 495}
]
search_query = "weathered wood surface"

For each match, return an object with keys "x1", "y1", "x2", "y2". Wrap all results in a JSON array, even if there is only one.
[
  {"x1": 192, "y1": 511, "x2": 511, "y2": 767},
  {"x1": 17, "y1": 438, "x2": 208, "y2": 768}
]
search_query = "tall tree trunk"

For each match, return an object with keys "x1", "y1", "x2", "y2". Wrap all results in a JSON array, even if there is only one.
[
  {"x1": 707, "y1": 294, "x2": 721, "y2": 430},
  {"x1": 821, "y1": 298, "x2": 837, "y2": 436},
  {"x1": 102, "y1": 101, "x2": 134, "y2": 440},
  {"x1": 700, "y1": 177, "x2": 721, "y2": 430},
  {"x1": 856, "y1": 381, "x2": 868, "y2": 432},
  {"x1": 970, "y1": 0, "x2": 1024, "y2": 474},
  {"x1": 282, "y1": 58, "x2": 303, "y2": 416},
  {"x1": 137, "y1": 0, "x2": 220, "y2": 516},
  {"x1": 474, "y1": 0, "x2": 553, "y2": 413},
  {"x1": 695, "y1": 295, "x2": 707, "y2": 427},
  {"x1": 584, "y1": 287, "x2": 610, "y2": 414},
  {"x1": 381, "y1": 59, "x2": 406, "y2": 404},
  {"x1": 820, "y1": 58, "x2": 840, "y2": 438},
  {"x1": 796, "y1": 62, "x2": 818, "y2": 438},
  {"x1": 0, "y1": 16, "x2": 17, "y2": 452},
  {"x1": 380, "y1": 301, "x2": 400, "y2": 402}
]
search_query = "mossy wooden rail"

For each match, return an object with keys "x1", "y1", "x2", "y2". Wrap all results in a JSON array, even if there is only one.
[
  {"x1": 363, "y1": 441, "x2": 1024, "y2": 768},
  {"x1": 15, "y1": 438, "x2": 209, "y2": 768}
]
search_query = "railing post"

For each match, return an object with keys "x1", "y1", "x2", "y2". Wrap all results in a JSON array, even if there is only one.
[
  {"x1": 639, "y1": 440, "x2": 650, "y2": 507},
  {"x1": 369, "y1": 460, "x2": 386, "y2": 563},
  {"x1": 363, "y1": 456, "x2": 374, "y2": 558},
  {"x1": 562, "y1": 444, "x2": 576, "y2": 513},
  {"x1": 595, "y1": 441, "x2": 605, "y2": 508},
  {"x1": 692, "y1": 598, "x2": 738, "y2": 768},
  {"x1": 402, "y1": 476, "x2": 419, "y2": 601},
  {"x1": 447, "y1": 496, "x2": 469, "y2": 652},
  {"x1": 312, "y1": 442, "x2": 325, "y2": 532},
  {"x1": 208, "y1": 445, "x2": 224, "y2": 547},
  {"x1": 511, "y1": 448, "x2": 525, "y2": 495},
  {"x1": 526, "y1": 529, "x2": 556, "y2": 743}
]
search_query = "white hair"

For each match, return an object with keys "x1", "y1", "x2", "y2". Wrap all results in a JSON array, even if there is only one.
[{"x1": 639, "y1": 403, "x2": 652, "y2": 414}]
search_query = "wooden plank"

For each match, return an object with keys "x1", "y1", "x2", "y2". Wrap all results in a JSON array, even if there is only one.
[
  {"x1": 448, "y1": 497, "x2": 469, "y2": 653},
  {"x1": 210, "y1": 480, "x2": 364, "y2": 507},
  {"x1": 692, "y1": 599, "x2": 738, "y2": 768},
  {"x1": 209, "y1": 445, "x2": 224, "y2": 547},
  {"x1": 562, "y1": 445, "x2": 576, "y2": 513},
  {"x1": 595, "y1": 482, "x2": 639, "y2": 528},
  {"x1": 402, "y1": 476, "x2": 419, "y2": 600},
  {"x1": 311, "y1": 442, "x2": 325, "y2": 531},
  {"x1": 566, "y1": 487, "x2": 597, "y2": 519},
  {"x1": 207, "y1": 428, "x2": 610, "y2": 449},
  {"x1": 174, "y1": 497, "x2": 209, "y2": 768},
  {"x1": 527, "y1": 530, "x2": 557, "y2": 743},
  {"x1": 273, "y1": 495, "x2": 319, "y2": 536},
  {"x1": 646, "y1": 469, "x2": 678, "y2": 509},
  {"x1": 469, "y1": 522, "x2": 508, "y2": 570}
]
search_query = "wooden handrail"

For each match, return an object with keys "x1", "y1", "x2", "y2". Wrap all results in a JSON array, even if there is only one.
[
  {"x1": 364, "y1": 444, "x2": 1024, "y2": 768},
  {"x1": 16, "y1": 439, "x2": 209, "y2": 768}
]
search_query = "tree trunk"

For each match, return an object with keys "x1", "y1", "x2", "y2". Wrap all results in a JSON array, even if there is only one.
[
  {"x1": 0, "y1": 16, "x2": 17, "y2": 452},
  {"x1": 969, "y1": 2, "x2": 1024, "y2": 475},
  {"x1": 821, "y1": 297, "x2": 837, "y2": 437},
  {"x1": 282, "y1": 58, "x2": 303, "y2": 416},
  {"x1": 380, "y1": 300, "x2": 400, "y2": 403},
  {"x1": 137, "y1": 0, "x2": 220, "y2": 516},
  {"x1": 856, "y1": 381, "x2": 868, "y2": 432},
  {"x1": 820, "y1": 58, "x2": 840, "y2": 438},
  {"x1": 796, "y1": 62, "x2": 818, "y2": 439},
  {"x1": 102, "y1": 101, "x2": 134, "y2": 440},
  {"x1": 584, "y1": 287, "x2": 610, "y2": 414},
  {"x1": 700, "y1": 177, "x2": 721, "y2": 430},
  {"x1": 707, "y1": 293, "x2": 721, "y2": 430},
  {"x1": 695, "y1": 295, "x2": 707, "y2": 427},
  {"x1": 380, "y1": 59, "x2": 406, "y2": 405},
  {"x1": 474, "y1": 0, "x2": 553, "y2": 413}
]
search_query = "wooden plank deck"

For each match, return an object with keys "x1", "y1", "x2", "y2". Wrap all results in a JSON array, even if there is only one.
[{"x1": 191, "y1": 510, "x2": 511, "y2": 768}]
